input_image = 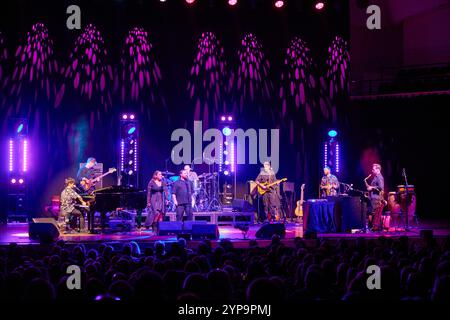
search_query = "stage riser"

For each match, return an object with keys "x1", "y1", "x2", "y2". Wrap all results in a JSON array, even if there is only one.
[{"x1": 163, "y1": 212, "x2": 254, "y2": 226}]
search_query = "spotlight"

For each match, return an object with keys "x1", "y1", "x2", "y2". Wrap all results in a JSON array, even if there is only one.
[
  {"x1": 224, "y1": 170, "x2": 230, "y2": 176},
  {"x1": 221, "y1": 116, "x2": 226, "y2": 121},
  {"x1": 228, "y1": 0, "x2": 237, "y2": 6},
  {"x1": 224, "y1": 160, "x2": 230, "y2": 165},
  {"x1": 315, "y1": 2, "x2": 325, "y2": 10},
  {"x1": 128, "y1": 170, "x2": 134, "y2": 175},
  {"x1": 130, "y1": 114, "x2": 135, "y2": 120},
  {"x1": 185, "y1": 0, "x2": 196, "y2": 4},
  {"x1": 328, "y1": 130, "x2": 337, "y2": 138},
  {"x1": 128, "y1": 126, "x2": 136, "y2": 135},
  {"x1": 274, "y1": 0, "x2": 284, "y2": 8},
  {"x1": 222, "y1": 127, "x2": 232, "y2": 136},
  {"x1": 11, "y1": 178, "x2": 16, "y2": 184},
  {"x1": 17, "y1": 123, "x2": 24, "y2": 134},
  {"x1": 228, "y1": 116, "x2": 233, "y2": 121},
  {"x1": 128, "y1": 160, "x2": 133, "y2": 165},
  {"x1": 19, "y1": 178, "x2": 24, "y2": 184},
  {"x1": 122, "y1": 114, "x2": 128, "y2": 120},
  {"x1": 159, "y1": 0, "x2": 167, "y2": 2}
]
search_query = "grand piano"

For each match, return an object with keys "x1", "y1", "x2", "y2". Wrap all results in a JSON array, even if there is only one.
[{"x1": 85, "y1": 185, "x2": 147, "y2": 233}]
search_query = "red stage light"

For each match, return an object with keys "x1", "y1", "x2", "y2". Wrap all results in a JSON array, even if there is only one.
[
  {"x1": 315, "y1": 2, "x2": 325, "y2": 10},
  {"x1": 274, "y1": 0, "x2": 284, "y2": 8},
  {"x1": 228, "y1": 0, "x2": 238, "y2": 6},
  {"x1": 186, "y1": 0, "x2": 196, "y2": 4}
]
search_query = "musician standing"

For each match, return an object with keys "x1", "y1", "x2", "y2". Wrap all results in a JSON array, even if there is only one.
[
  {"x1": 145, "y1": 171, "x2": 168, "y2": 231},
  {"x1": 172, "y1": 169, "x2": 193, "y2": 222},
  {"x1": 184, "y1": 164, "x2": 198, "y2": 207},
  {"x1": 365, "y1": 163, "x2": 385, "y2": 231},
  {"x1": 255, "y1": 161, "x2": 282, "y2": 222},
  {"x1": 60, "y1": 178, "x2": 88, "y2": 233},
  {"x1": 320, "y1": 166, "x2": 340, "y2": 198},
  {"x1": 76, "y1": 157, "x2": 97, "y2": 192}
]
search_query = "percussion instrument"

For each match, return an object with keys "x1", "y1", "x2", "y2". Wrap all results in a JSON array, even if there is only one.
[{"x1": 396, "y1": 185, "x2": 415, "y2": 194}]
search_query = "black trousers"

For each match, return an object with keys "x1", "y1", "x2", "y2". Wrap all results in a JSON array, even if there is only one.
[
  {"x1": 69, "y1": 208, "x2": 86, "y2": 231},
  {"x1": 175, "y1": 203, "x2": 192, "y2": 221}
]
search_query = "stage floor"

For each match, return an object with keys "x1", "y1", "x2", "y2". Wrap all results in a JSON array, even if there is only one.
[{"x1": 1, "y1": 220, "x2": 450, "y2": 247}]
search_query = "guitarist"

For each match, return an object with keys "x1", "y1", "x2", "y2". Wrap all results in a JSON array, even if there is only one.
[
  {"x1": 76, "y1": 157, "x2": 98, "y2": 193},
  {"x1": 255, "y1": 161, "x2": 282, "y2": 222}
]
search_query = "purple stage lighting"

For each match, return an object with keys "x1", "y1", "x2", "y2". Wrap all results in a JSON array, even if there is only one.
[
  {"x1": 324, "y1": 142, "x2": 328, "y2": 168},
  {"x1": 9, "y1": 139, "x2": 13, "y2": 172},
  {"x1": 23, "y1": 140, "x2": 28, "y2": 172},
  {"x1": 326, "y1": 36, "x2": 349, "y2": 100},
  {"x1": 274, "y1": 1, "x2": 284, "y2": 8},
  {"x1": 122, "y1": 114, "x2": 128, "y2": 120},
  {"x1": 11, "y1": 178, "x2": 16, "y2": 184},
  {"x1": 130, "y1": 114, "x2": 135, "y2": 120},
  {"x1": 336, "y1": 143, "x2": 340, "y2": 173},
  {"x1": 186, "y1": 0, "x2": 196, "y2": 4},
  {"x1": 315, "y1": 2, "x2": 325, "y2": 10},
  {"x1": 228, "y1": 116, "x2": 233, "y2": 121},
  {"x1": 230, "y1": 142, "x2": 235, "y2": 173},
  {"x1": 19, "y1": 178, "x2": 24, "y2": 184},
  {"x1": 221, "y1": 116, "x2": 226, "y2": 121}
]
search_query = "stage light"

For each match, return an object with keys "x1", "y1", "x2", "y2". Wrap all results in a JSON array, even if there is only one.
[
  {"x1": 130, "y1": 140, "x2": 134, "y2": 144},
  {"x1": 129, "y1": 150, "x2": 134, "y2": 154},
  {"x1": 23, "y1": 140, "x2": 28, "y2": 172},
  {"x1": 221, "y1": 116, "x2": 226, "y2": 121},
  {"x1": 11, "y1": 178, "x2": 16, "y2": 184},
  {"x1": 122, "y1": 114, "x2": 128, "y2": 120},
  {"x1": 228, "y1": 0, "x2": 237, "y2": 6},
  {"x1": 230, "y1": 142, "x2": 235, "y2": 172},
  {"x1": 228, "y1": 116, "x2": 233, "y2": 121},
  {"x1": 224, "y1": 160, "x2": 230, "y2": 165},
  {"x1": 224, "y1": 141, "x2": 229, "y2": 146},
  {"x1": 9, "y1": 139, "x2": 13, "y2": 172},
  {"x1": 274, "y1": 0, "x2": 284, "y2": 8},
  {"x1": 128, "y1": 160, "x2": 133, "y2": 165},
  {"x1": 324, "y1": 142, "x2": 328, "y2": 168},
  {"x1": 315, "y1": 2, "x2": 325, "y2": 10},
  {"x1": 130, "y1": 114, "x2": 135, "y2": 120},
  {"x1": 336, "y1": 143, "x2": 340, "y2": 173},
  {"x1": 19, "y1": 178, "x2": 24, "y2": 184},
  {"x1": 222, "y1": 127, "x2": 232, "y2": 136},
  {"x1": 128, "y1": 127, "x2": 136, "y2": 135},
  {"x1": 128, "y1": 170, "x2": 134, "y2": 175},
  {"x1": 223, "y1": 150, "x2": 228, "y2": 155},
  {"x1": 121, "y1": 140, "x2": 125, "y2": 172},
  {"x1": 160, "y1": 0, "x2": 167, "y2": 2},
  {"x1": 17, "y1": 124, "x2": 24, "y2": 134},
  {"x1": 328, "y1": 130, "x2": 337, "y2": 138},
  {"x1": 185, "y1": 0, "x2": 196, "y2": 4},
  {"x1": 224, "y1": 170, "x2": 230, "y2": 176}
]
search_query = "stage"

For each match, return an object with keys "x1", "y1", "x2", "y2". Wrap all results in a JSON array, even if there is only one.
[{"x1": 1, "y1": 220, "x2": 449, "y2": 248}]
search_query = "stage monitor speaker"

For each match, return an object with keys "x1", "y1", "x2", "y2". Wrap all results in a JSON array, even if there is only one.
[
  {"x1": 340, "y1": 196, "x2": 365, "y2": 231},
  {"x1": 29, "y1": 218, "x2": 60, "y2": 242},
  {"x1": 192, "y1": 224, "x2": 219, "y2": 240},
  {"x1": 232, "y1": 199, "x2": 254, "y2": 212},
  {"x1": 158, "y1": 221, "x2": 183, "y2": 236},
  {"x1": 255, "y1": 223, "x2": 286, "y2": 239}
]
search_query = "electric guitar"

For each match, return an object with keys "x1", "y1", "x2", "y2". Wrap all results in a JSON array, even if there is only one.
[
  {"x1": 257, "y1": 178, "x2": 287, "y2": 195},
  {"x1": 80, "y1": 168, "x2": 117, "y2": 191},
  {"x1": 295, "y1": 184, "x2": 305, "y2": 217}
]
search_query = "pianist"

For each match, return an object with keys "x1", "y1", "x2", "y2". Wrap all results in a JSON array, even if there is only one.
[{"x1": 60, "y1": 177, "x2": 88, "y2": 233}]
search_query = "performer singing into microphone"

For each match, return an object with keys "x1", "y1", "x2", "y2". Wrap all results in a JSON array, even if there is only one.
[
  {"x1": 365, "y1": 163, "x2": 385, "y2": 231},
  {"x1": 145, "y1": 171, "x2": 168, "y2": 232},
  {"x1": 320, "y1": 166, "x2": 340, "y2": 198}
]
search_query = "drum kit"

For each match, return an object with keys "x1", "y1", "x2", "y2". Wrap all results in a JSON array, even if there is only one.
[{"x1": 161, "y1": 170, "x2": 221, "y2": 212}]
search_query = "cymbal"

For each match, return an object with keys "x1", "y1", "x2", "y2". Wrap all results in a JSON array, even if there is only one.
[
  {"x1": 198, "y1": 173, "x2": 212, "y2": 179},
  {"x1": 161, "y1": 171, "x2": 175, "y2": 176}
]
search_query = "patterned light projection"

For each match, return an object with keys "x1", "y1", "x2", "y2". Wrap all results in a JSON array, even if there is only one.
[
  {"x1": 326, "y1": 36, "x2": 349, "y2": 99},
  {"x1": 235, "y1": 33, "x2": 272, "y2": 112},
  {"x1": 120, "y1": 27, "x2": 162, "y2": 115},
  {"x1": 9, "y1": 23, "x2": 58, "y2": 105},
  {"x1": 280, "y1": 37, "x2": 315, "y2": 123},
  {"x1": 187, "y1": 32, "x2": 229, "y2": 124},
  {"x1": 63, "y1": 24, "x2": 112, "y2": 112}
]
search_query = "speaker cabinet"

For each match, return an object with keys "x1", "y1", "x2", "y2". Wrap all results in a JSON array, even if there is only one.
[
  {"x1": 158, "y1": 221, "x2": 183, "y2": 235},
  {"x1": 29, "y1": 218, "x2": 60, "y2": 242},
  {"x1": 255, "y1": 223, "x2": 286, "y2": 239},
  {"x1": 340, "y1": 196, "x2": 365, "y2": 231},
  {"x1": 191, "y1": 224, "x2": 219, "y2": 240}
]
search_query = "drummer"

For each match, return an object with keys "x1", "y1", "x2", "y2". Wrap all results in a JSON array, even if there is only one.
[{"x1": 184, "y1": 165, "x2": 199, "y2": 207}]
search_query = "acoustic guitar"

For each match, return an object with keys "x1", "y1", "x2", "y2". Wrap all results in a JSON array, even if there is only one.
[
  {"x1": 295, "y1": 184, "x2": 305, "y2": 217},
  {"x1": 80, "y1": 168, "x2": 117, "y2": 191},
  {"x1": 257, "y1": 178, "x2": 287, "y2": 196}
]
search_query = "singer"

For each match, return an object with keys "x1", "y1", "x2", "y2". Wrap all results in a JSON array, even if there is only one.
[{"x1": 364, "y1": 163, "x2": 385, "y2": 231}]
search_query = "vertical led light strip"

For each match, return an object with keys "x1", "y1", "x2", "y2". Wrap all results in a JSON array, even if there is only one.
[
  {"x1": 9, "y1": 139, "x2": 13, "y2": 172},
  {"x1": 324, "y1": 142, "x2": 328, "y2": 168},
  {"x1": 134, "y1": 137, "x2": 138, "y2": 173},
  {"x1": 219, "y1": 142, "x2": 223, "y2": 172},
  {"x1": 335, "y1": 143, "x2": 340, "y2": 173},
  {"x1": 120, "y1": 139, "x2": 125, "y2": 172},
  {"x1": 230, "y1": 142, "x2": 235, "y2": 173},
  {"x1": 23, "y1": 140, "x2": 28, "y2": 172}
]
